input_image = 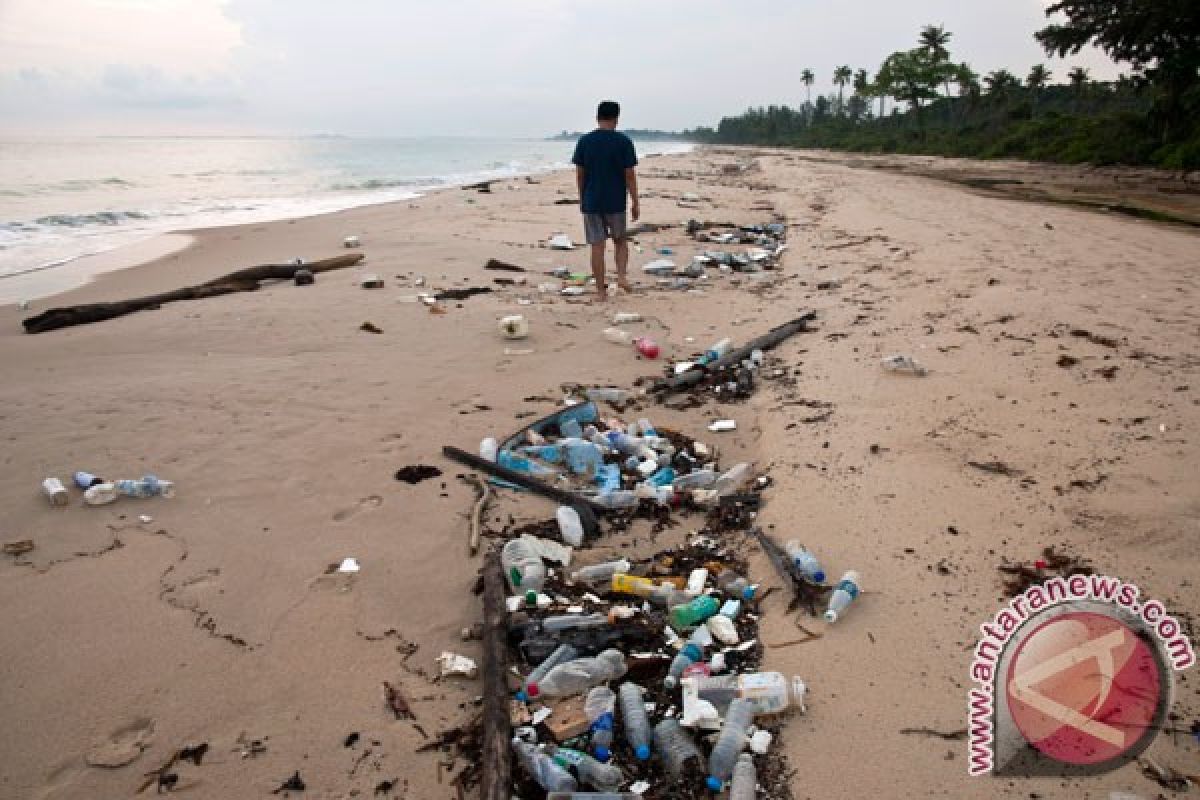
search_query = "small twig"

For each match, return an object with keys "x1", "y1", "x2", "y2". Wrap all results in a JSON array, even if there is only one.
[
  {"x1": 461, "y1": 475, "x2": 492, "y2": 556},
  {"x1": 899, "y1": 727, "x2": 968, "y2": 741}
]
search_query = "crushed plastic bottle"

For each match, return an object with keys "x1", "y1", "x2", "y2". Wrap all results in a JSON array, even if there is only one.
[
  {"x1": 520, "y1": 643, "x2": 579, "y2": 701},
  {"x1": 591, "y1": 491, "x2": 638, "y2": 510},
  {"x1": 712, "y1": 463, "x2": 752, "y2": 497},
  {"x1": 652, "y1": 718, "x2": 705, "y2": 777},
  {"x1": 730, "y1": 753, "x2": 757, "y2": 800},
  {"x1": 706, "y1": 698, "x2": 755, "y2": 790},
  {"x1": 693, "y1": 672, "x2": 806, "y2": 715},
  {"x1": 825, "y1": 570, "x2": 862, "y2": 623},
  {"x1": 550, "y1": 747, "x2": 624, "y2": 791},
  {"x1": 784, "y1": 541, "x2": 826, "y2": 583},
  {"x1": 528, "y1": 649, "x2": 627, "y2": 699},
  {"x1": 556, "y1": 506, "x2": 584, "y2": 547},
  {"x1": 542, "y1": 613, "x2": 609, "y2": 633},
  {"x1": 513, "y1": 739, "x2": 578, "y2": 793},
  {"x1": 617, "y1": 683, "x2": 652, "y2": 761},
  {"x1": 584, "y1": 687, "x2": 616, "y2": 761},
  {"x1": 115, "y1": 475, "x2": 175, "y2": 498},
  {"x1": 586, "y1": 387, "x2": 632, "y2": 406},
  {"x1": 83, "y1": 482, "x2": 118, "y2": 505},
  {"x1": 881, "y1": 354, "x2": 927, "y2": 375},
  {"x1": 571, "y1": 560, "x2": 631, "y2": 586},
  {"x1": 672, "y1": 469, "x2": 717, "y2": 491},
  {"x1": 501, "y1": 538, "x2": 546, "y2": 594},
  {"x1": 565, "y1": 440, "x2": 604, "y2": 474}
]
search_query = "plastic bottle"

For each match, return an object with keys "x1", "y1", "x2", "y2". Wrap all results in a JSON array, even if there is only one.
[
  {"x1": 706, "y1": 698, "x2": 755, "y2": 790},
  {"x1": 592, "y1": 491, "x2": 637, "y2": 510},
  {"x1": 881, "y1": 354, "x2": 927, "y2": 375},
  {"x1": 611, "y1": 574, "x2": 657, "y2": 598},
  {"x1": 707, "y1": 614, "x2": 739, "y2": 645},
  {"x1": 586, "y1": 387, "x2": 632, "y2": 405},
  {"x1": 730, "y1": 753, "x2": 757, "y2": 800},
  {"x1": 513, "y1": 739, "x2": 578, "y2": 793},
  {"x1": 565, "y1": 440, "x2": 604, "y2": 475},
  {"x1": 701, "y1": 337, "x2": 733, "y2": 365},
  {"x1": 42, "y1": 477, "x2": 68, "y2": 506},
  {"x1": 556, "y1": 506, "x2": 584, "y2": 547},
  {"x1": 571, "y1": 560, "x2": 631, "y2": 586},
  {"x1": 83, "y1": 482, "x2": 119, "y2": 505},
  {"x1": 501, "y1": 538, "x2": 546, "y2": 594},
  {"x1": 542, "y1": 613, "x2": 608, "y2": 633},
  {"x1": 825, "y1": 570, "x2": 861, "y2": 623},
  {"x1": 669, "y1": 594, "x2": 720, "y2": 631},
  {"x1": 665, "y1": 643, "x2": 702, "y2": 690},
  {"x1": 584, "y1": 687, "x2": 616, "y2": 760},
  {"x1": 560, "y1": 417, "x2": 584, "y2": 439},
  {"x1": 602, "y1": 328, "x2": 635, "y2": 346},
  {"x1": 520, "y1": 643, "x2": 579, "y2": 700},
  {"x1": 612, "y1": 312, "x2": 642, "y2": 324},
  {"x1": 73, "y1": 471, "x2": 105, "y2": 489},
  {"x1": 716, "y1": 569, "x2": 756, "y2": 601},
  {"x1": 617, "y1": 683, "x2": 651, "y2": 761},
  {"x1": 719, "y1": 599, "x2": 741, "y2": 619},
  {"x1": 783, "y1": 541, "x2": 826, "y2": 583},
  {"x1": 692, "y1": 672, "x2": 804, "y2": 715},
  {"x1": 528, "y1": 649, "x2": 627, "y2": 699},
  {"x1": 497, "y1": 450, "x2": 556, "y2": 476},
  {"x1": 522, "y1": 444, "x2": 565, "y2": 464},
  {"x1": 712, "y1": 463, "x2": 752, "y2": 497},
  {"x1": 633, "y1": 483, "x2": 673, "y2": 506},
  {"x1": 653, "y1": 718, "x2": 705, "y2": 777},
  {"x1": 115, "y1": 475, "x2": 175, "y2": 498},
  {"x1": 672, "y1": 469, "x2": 717, "y2": 491},
  {"x1": 551, "y1": 747, "x2": 624, "y2": 791},
  {"x1": 594, "y1": 464, "x2": 621, "y2": 492}
]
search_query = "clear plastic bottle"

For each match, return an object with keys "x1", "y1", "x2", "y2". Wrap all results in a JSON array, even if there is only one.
[
  {"x1": 550, "y1": 747, "x2": 624, "y2": 791},
  {"x1": 719, "y1": 599, "x2": 741, "y2": 619},
  {"x1": 501, "y1": 538, "x2": 546, "y2": 594},
  {"x1": 672, "y1": 469, "x2": 717, "y2": 491},
  {"x1": 824, "y1": 570, "x2": 861, "y2": 623},
  {"x1": 556, "y1": 506, "x2": 584, "y2": 547},
  {"x1": 706, "y1": 698, "x2": 755, "y2": 790},
  {"x1": 652, "y1": 718, "x2": 705, "y2": 777},
  {"x1": 665, "y1": 643, "x2": 702, "y2": 689},
  {"x1": 880, "y1": 354, "x2": 927, "y2": 375},
  {"x1": 668, "y1": 594, "x2": 720, "y2": 631},
  {"x1": 592, "y1": 491, "x2": 638, "y2": 510},
  {"x1": 520, "y1": 643, "x2": 579, "y2": 700},
  {"x1": 602, "y1": 328, "x2": 635, "y2": 346},
  {"x1": 701, "y1": 337, "x2": 733, "y2": 364},
  {"x1": 612, "y1": 312, "x2": 642, "y2": 324},
  {"x1": 497, "y1": 450, "x2": 556, "y2": 475},
  {"x1": 513, "y1": 739, "x2": 578, "y2": 793},
  {"x1": 692, "y1": 672, "x2": 804, "y2": 715},
  {"x1": 571, "y1": 560, "x2": 631, "y2": 586},
  {"x1": 528, "y1": 649, "x2": 627, "y2": 700},
  {"x1": 541, "y1": 613, "x2": 608, "y2": 633},
  {"x1": 83, "y1": 482, "x2": 118, "y2": 505},
  {"x1": 617, "y1": 683, "x2": 652, "y2": 761},
  {"x1": 716, "y1": 569, "x2": 756, "y2": 600},
  {"x1": 784, "y1": 541, "x2": 826, "y2": 583},
  {"x1": 586, "y1": 387, "x2": 632, "y2": 406},
  {"x1": 115, "y1": 475, "x2": 175, "y2": 498},
  {"x1": 712, "y1": 463, "x2": 752, "y2": 497},
  {"x1": 730, "y1": 753, "x2": 757, "y2": 800},
  {"x1": 584, "y1": 687, "x2": 616, "y2": 761}
]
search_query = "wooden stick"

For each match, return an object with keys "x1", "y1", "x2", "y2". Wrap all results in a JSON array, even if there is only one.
[
  {"x1": 462, "y1": 475, "x2": 491, "y2": 556},
  {"x1": 22, "y1": 253, "x2": 365, "y2": 333},
  {"x1": 479, "y1": 549, "x2": 511, "y2": 800}
]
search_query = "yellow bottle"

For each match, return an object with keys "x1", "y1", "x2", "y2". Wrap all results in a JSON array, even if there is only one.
[{"x1": 611, "y1": 573, "x2": 657, "y2": 598}]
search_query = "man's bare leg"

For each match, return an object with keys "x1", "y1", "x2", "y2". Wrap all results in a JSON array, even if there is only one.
[
  {"x1": 613, "y1": 237, "x2": 632, "y2": 292},
  {"x1": 590, "y1": 241, "x2": 607, "y2": 300}
]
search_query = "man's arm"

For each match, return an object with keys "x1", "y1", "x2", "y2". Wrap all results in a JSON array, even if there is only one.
[
  {"x1": 625, "y1": 167, "x2": 639, "y2": 222},
  {"x1": 575, "y1": 166, "x2": 585, "y2": 201}
]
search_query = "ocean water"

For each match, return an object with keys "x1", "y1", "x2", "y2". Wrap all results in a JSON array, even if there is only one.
[{"x1": 0, "y1": 136, "x2": 692, "y2": 301}]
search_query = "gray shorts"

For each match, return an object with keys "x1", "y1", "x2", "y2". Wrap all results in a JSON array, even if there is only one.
[{"x1": 583, "y1": 212, "x2": 628, "y2": 245}]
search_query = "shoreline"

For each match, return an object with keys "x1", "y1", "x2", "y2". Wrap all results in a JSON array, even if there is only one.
[{"x1": 1, "y1": 145, "x2": 1196, "y2": 799}]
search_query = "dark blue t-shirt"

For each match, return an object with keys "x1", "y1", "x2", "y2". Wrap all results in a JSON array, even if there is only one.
[{"x1": 571, "y1": 129, "x2": 637, "y2": 214}]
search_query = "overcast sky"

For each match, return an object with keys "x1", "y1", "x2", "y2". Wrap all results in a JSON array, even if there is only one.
[{"x1": 0, "y1": 0, "x2": 1122, "y2": 137}]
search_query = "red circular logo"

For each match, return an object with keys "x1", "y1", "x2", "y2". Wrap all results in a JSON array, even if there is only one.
[{"x1": 1005, "y1": 610, "x2": 1164, "y2": 766}]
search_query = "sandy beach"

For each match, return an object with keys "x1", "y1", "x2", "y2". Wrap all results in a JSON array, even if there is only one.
[{"x1": 1, "y1": 147, "x2": 1197, "y2": 799}]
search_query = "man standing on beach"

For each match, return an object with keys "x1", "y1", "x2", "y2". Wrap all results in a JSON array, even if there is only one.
[{"x1": 572, "y1": 101, "x2": 639, "y2": 301}]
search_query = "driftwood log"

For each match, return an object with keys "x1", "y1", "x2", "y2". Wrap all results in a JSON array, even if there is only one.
[
  {"x1": 479, "y1": 548, "x2": 511, "y2": 800},
  {"x1": 22, "y1": 254, "x2": 365, "y2": 334}
]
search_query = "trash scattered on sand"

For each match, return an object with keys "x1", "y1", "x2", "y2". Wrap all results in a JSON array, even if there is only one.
[
  {"x1": 3, "y1": 540, "x2": 34, "y2": 556},
  {"x1": 548, "y1": 233, "x2": 575, "y2": 250},
  {"x1": 294, "y1": 269, "x2": 314, "y2": 286},
  {"x1": 41, "y1": 477, "x2": 68, "y2": 506},
  {"x1": 881, "y1": 354, "x2": 927, "y2": 375},
  {"x1": 359, "y1": 273, "x2": 384, "y2": 289},
  {"x1": 708, "y1": 419, "x2": 737, "y2": 432},
  {"x1": 394, "y1": 465, "x2": 443, "y2": 484},
  {"x1": 437, "y1": 652, "x2": 479, "y2": 679},
  {"x1": 337, "y1": 557, "x2": 361, "y2": 573},
  {"x1": 343, "y1": 235, "x2": 361, "y2": 248},
  {"x1": 500, "y1": 315, "x2": 530, "y2": 340}
]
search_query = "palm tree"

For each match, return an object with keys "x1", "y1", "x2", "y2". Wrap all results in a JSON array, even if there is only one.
[
  {"x1": 1026, "y1": 64, "x2": 1051, "y2": 111},
  {"x1": 801, "y1": 68, "x2": 815, "y2": 107},
  {"x1": 984, "y1": 69, "x2": 1020, "y2": 100},
  {"x1": 1068, "y1": 66, "x2": 1090, "y2": 112},
  {"x1": 919, "y1": 24, "x2": 954, "y2": 96},
  {"x1": 955, "y1": 63, "x2": 980, "y2": 119},
  {"x1": 852, "y1": 69, "x2": 871, "y2": 117},
  {"x1": 833, "y1": 65, "x2": 852, "y2": 112}
]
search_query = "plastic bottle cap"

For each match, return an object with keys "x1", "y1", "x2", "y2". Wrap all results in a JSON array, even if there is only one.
[
  {"x1": 741, "y1": 586, "x2": 756, "y2": 601},
  {"x1": 515, "y1": 690, "x2": 528, "y2": 702},
  {"x1": 526, "y1": 683, "x2": 540, "y2": 698},
  {"x1": 706, "y1": 776, "x2": 722, "y2": 791},
  {"x1": 635, "y1": 745, "x2": 651, "y2": 761},
  {"x1": 594, "y1": 745, "x2": 611, "y2": 762},
  {"x1": 812, "y1": 570, "x2": 826, "y2": 584},
  {"x1": 525, "y1": 590, "x2": 537, "y2": 606}
]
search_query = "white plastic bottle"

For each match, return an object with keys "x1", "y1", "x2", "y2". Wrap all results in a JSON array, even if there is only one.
[
  {"x1": 784, "y1": 541, "x2": 826, "y2": 583},
  {"x1": 550, "y1": 747, "x2": 624, "y2": 791},
  {"x1": 707, "y1": 614, "x2": 739, "y2": 645},
  {"x1": 501, "y1": 538, "x2": 546, "y2": 594},
  {"x1": 825, "y1": 570, "x2": 861, "y2": 623},
  {"x1": 520, "y1": 643, "x2": 579, "y2": 700},
  {"x1": 83, "y1": 482, "x2": 119, "y2": 506},
  {"x1": 513, "y1": 739, "x2": 578, "y2": 793},
  {"x1": 729, "y1": 753, "x2": 757, "y2": 800},
  {"x1": 617, "y1": 682, "x2": 652, "y2": 761},
  {"x1": 706, "y1": 698, "x2": 754, "y2": 791},
  {"x1": 528, "y1": 649, "x2": 627, "y2": 699},
  {"x1": 652, "y1": 718, "x2": 705, "y2": 777},
  {"x1": 556, "y1": 506, "x2": 584, "y2": 547}
]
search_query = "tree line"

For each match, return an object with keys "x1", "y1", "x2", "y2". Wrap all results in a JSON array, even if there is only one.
[{"x1": 686, "y1": 2, "x2": 1200, "y2": 170}]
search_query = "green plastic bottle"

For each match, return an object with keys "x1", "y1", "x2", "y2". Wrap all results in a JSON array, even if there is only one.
[{"x1": 669, "y1": 594, "x2": 720, "y2": 631}]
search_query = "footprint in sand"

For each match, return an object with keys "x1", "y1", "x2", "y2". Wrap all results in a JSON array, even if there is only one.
[
  {"x1": 85, "y1": 717, "x2": 155, "y2": 768},
  {"x1": 332, "y1": 495, "x2": 383, "y2": 522}
]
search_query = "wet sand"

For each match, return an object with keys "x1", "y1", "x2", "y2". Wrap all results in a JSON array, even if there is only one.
[{"x1": 1, "y1": 147, "x2": 1197, "y2": 799}]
